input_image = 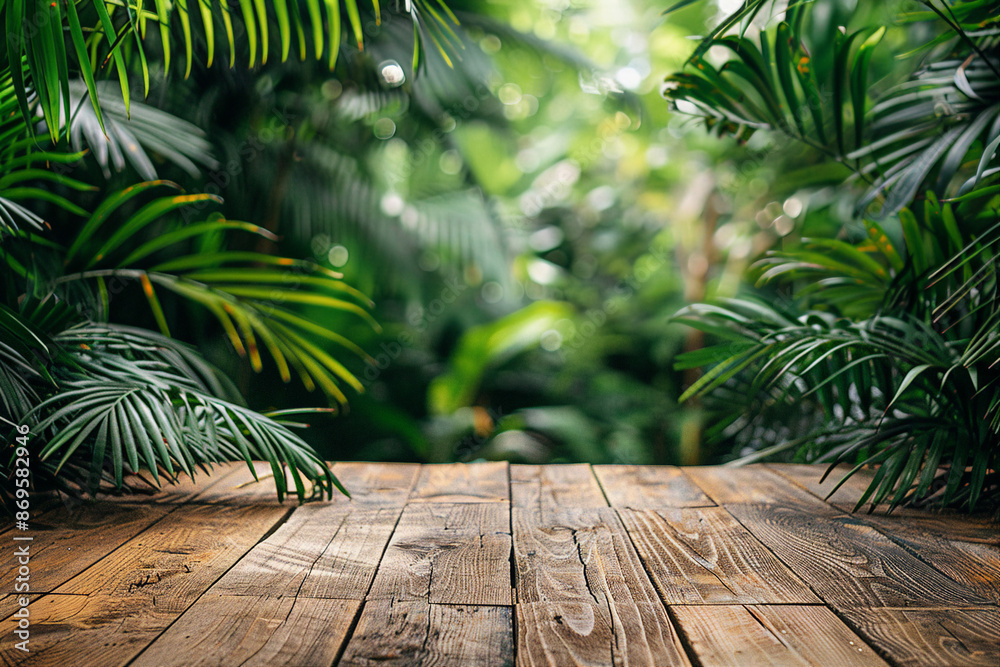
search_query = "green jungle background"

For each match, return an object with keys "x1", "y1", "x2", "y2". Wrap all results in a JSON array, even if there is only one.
[{"x1": 2, "y1": 0, "x2": 997, "y2": 511}]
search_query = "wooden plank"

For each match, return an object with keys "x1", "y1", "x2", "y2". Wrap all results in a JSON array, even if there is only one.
[
  {"x1": 339, "y1": 600, "x2": 513, "y2": 667},
  {"x1": 192, "y1": 461, "x2": 418, "y2": 506},
  {"x1": 53, "y1": 504, "x2": 288, "y2": 608},
  {"x1": 513, "y1": 507, "x2": 690, "y2": 666},
  {"x1": 517, "y1": 601, "x2": 690, "y2": 667},
  {"x1": 329, "y1": 462, "x2": 420, "y2": 505},
  {"x1": 104, "y1": 462, "x2": 244, "y2": 504},
  {"x1": 861, "y1": 513, "x2": 1000, "y2": 546},
  {"x1": 210, "y1": 504, "x2": 351, "y2": 597},
  {"x1": 131, "y1": 595, "x2": 360, "y2": 667},
  {"x1": 513, "y1": 507, "x2": 660, "y2": 606},
  {"x1": 0, "y1": 593, "x2": 175, "y2": 667},
  {"x1": 852, "y1": 522, "x2": 1000, "y2": 605},
  {"x1": 511, "y1": 464, "x2": 607, "y2": 512},
  {"x1": 0, "y1": 503, "x2": 172, "y2": 594},
  {"x1": 0, "y1": 496, "x2": 65, "y2": 537},
  {"x1": 409, "y1": 461, "x2": 509, "y2": 503},
  {"x1": 213, "y1": 505, "x2": 403, "y2": 599},
  {"x1": 208, "y1": 464, "x2": 416, "y2": 598},
  {"x1": 766, "y1": 463, "x2": 980, "y2": 519},
  {"x1": 593, "y1": 465, "x2": 714, "y2": 508},
  {"x1": 187, "y1": 461, "x2": 302, "y2": 505},
  {"x1": 671, "y1": 605, "x2": 889, "y2": 667},
  {"x1": 617, "y1": 507, "x2": 819, "y2": 604},
  {"x1": 0, "y1": 594, "x2": 37, "y2": 625},
  {"x1": 298, "y1": 506, "x2": 404, "y2": 600},
  {"x1": 368, "y1": 503, "x2": 512, "y2": 605},
  {"x1": 839, "y1": 607, "x2": 1000, "y2": 667},
  {"x1": 726, "y1": 504, "x2": 992, "y2": 608},
  {"x1": 765, "y1": 463, "x2": 875, "y2": 504},
  {"x1": 0, "y1": 505, "x2": 285, "y2": 665},
  {"x1": 771, "y1": 463, "x2": 1000, "y2": 534},
  {"x1": 684, "y1": 465, "x2": 838, "y2": 511}
]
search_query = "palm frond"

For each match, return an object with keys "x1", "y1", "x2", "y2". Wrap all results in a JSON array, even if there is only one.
[
  {"x1": 56, "y1": 81, "x2": 219, "y2": 180},
  {"x1": 662, "y1": 1, "x2": 1000, "y2": 215},
  {"x1": 34, "y1": 182, "x2": 378, "y2": 404},
  {"x1": 0, "y1": 0, "x2": 466, "y2": 139},
  {"x1": 676, "y1": 297, "x2": 998, "y2": 510},
  {"x1": 675, "y1": 209, "x2": 1000, "y2": 512},
  {"x1": 26, "y1": 325, "x2": 341, "y2": 501}
]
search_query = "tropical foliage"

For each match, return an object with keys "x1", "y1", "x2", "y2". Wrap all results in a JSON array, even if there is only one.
[
  {"x1": 667, "y1": 0, "x2": 999, "y2": 512},
  {"x1": 2, "y1": 0, "x2": 675, "y2": 500},
  {"x1": 0, "y1": 0, "x2": 459, "y2": 500},
  {"x1": 6, "y1": 0, "x2": 993, "y2": 514}
]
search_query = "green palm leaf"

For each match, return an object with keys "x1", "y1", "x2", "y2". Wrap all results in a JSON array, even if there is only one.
[
  {"x1": 27, "y1": 327, "x2": 342, "y2": 501},
  {"x1": 0, "y1": 0, "x2": 465, "y2": 136}
]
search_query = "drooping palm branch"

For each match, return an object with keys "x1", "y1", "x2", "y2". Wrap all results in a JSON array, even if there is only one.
[
  {"x1": 0, "y1": 58, "x2": 373, "y2": 500},
  {"x1": 1, "y1": 0, "x2": 466, "y2": 142},
  {"x1": 667, "y1": 0, "x2": 1000, "y2": 512},
  {"x1": 661, "y1": 0, "x2": 1000, "y2": 216},
  {"x1": 1, "y1": 180, "x2": 374, "y2": 500}
]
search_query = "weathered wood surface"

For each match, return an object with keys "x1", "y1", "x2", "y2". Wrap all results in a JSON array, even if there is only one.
[
  {"x1": 131, "y1": 595, "x2": 360, "y2": 667},
  {"x1": 1, "y1": 462, "x2": 996, "y2": 667},
  {"x1": 341, "y1": 600, "x2": 513, "y2": 667},
  {"x1": 837, "y1": 607, "x2": 1000, "y2": 667},
  {"x1": 617, "y1": 507, "x2": 819, "y2": 604},
  {"x1": 671, "y1": 604, "x2": 890, "y2": 667},
  {"x1": 368, "y1": 502, "x2": 513, "y2": 605},
  {"x1": 0, "y1": 504, "x2": 171, "y2": 595},
  {"x1": 594, "y1": 465, "x2": 714, "y2": 508}
]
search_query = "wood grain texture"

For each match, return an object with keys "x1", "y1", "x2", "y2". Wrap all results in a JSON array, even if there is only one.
[
  {"x1": 593, "y1": 465, "x2": 714, "y2": 508},
  {"x1": 0, "y1": 593, "x2": 179, "y2": 667},
  {"x1": 104, "y1": 463, "x2": 243, "y2": 504},
  {"x1": 766, "y1": 463, "x2": 973, "y2": 519},
  {"x1": 511, "y1": 464, "x2": 607, "y2": 512},
  {"x1": 187, "y1": 461, "x2": 301, "y2": 505},
  {"x1": 765, "y1": 464, "x2": 874, "y2": 504},
  {"x1": 340, "y1": 600, "x2": 513, "y2": 667},
  {"x1": 212, "y1": 505, "x2": 403, "y2": 600},
  {"x1": 685, "y1": 465, "x2": 838, "y2": 511},
  {"x1": 131, "y1": 595, "x2": 360, "y2": 667},
  {"x1": 726, "y1": 504, "x2": 991, "y2": 608},
  {"x1": 618, "y1": 507, "x2": 819, "y2": 604},
  {"x1": 4, "y1": 463, "x2": 995, "y2": 667},
  {"x1": 330, "y1": 462, "x2": 420, "y2": 505},
  {"x1": 838, "y1": 607, "x2": 1000, "y2": 667},
  {"x1": 513, "y1": 507, "x2": 661, "y2": 606},
  {"x1": 0, "y1": 594, "x2": 37, "y2": 625},
  {"x1": 771, "y1": 463, "x2": 1000, "y2": 534},
  {"x1": 53, "y1": 504, "x2": 287, "y2": 609},
  {"x1": 516, "y1": 601, "x2": 690, "y2": 667},
  {"x1": 368, "y1": 502, "x2": 512, "y2": 605},
  {"x1": 209, "y1": 504, "x2": 350, "y2": 597},
  {"x1": 409, "y1": 461, "x2": 510, "y2": 503},
  {"x1": 671, "y1": 605, "x2": 889, "y2": 667},
  {"x1": 861, "y1": 513, "x2": 1000, "y2": 546},
  {"x1": 852, "y1": 522, "x2": 1000, "y2": 605},
  {"x1": 297, "y1": 506, "x2": 405, "y2": 599},
  {"x1": 0, "y1": 503, "x2": 171, "y2": 594},
  {"x1": 512, "y1": 506, "x2": 689, "y2": 666}
]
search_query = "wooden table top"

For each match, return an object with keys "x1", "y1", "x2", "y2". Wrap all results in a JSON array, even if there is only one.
[{"x1": 1, "y1": 462, "x2": 997, "y2": 666}]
